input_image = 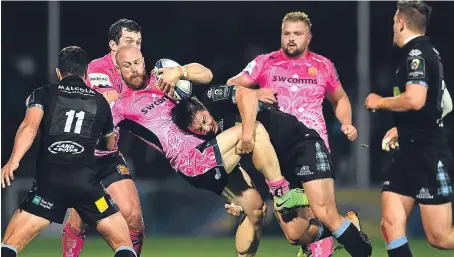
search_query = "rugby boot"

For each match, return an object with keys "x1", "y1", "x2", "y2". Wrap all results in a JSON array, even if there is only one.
[{"x1": 274, "y1": 188, "x2": 310, "y2": 211}]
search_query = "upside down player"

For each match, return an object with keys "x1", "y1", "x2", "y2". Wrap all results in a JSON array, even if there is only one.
[
  {"x1": 172, "y1": 84, "x2": 372, "y2": 257},
  {"x1": 63, "y1": 19, "x2": 215, "y2": 257},
  {"x1": 365, "y1": 1, "x2": 454, "y2": 256},
  {"x1": 1, "y1": 46, "x2": 136, "y2": 257},
  {"x1": 227, "y1": 12, "x2": 370, "y2": 257},
  {"x1": 113, "y1": 46, "x2": 309, "y2": 257}
]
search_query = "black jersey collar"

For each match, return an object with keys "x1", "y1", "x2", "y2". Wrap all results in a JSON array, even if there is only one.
[
  {"x1": 60, "y1": 75, "x2": 87, "y2": 86},
  {"x1": 403, "y1": 35, "x2": 430, "y2": 51}
]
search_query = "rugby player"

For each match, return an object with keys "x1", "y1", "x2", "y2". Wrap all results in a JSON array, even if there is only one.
[
  {"x1": 1, "y1": 46, "x2": 136, "y2": 257},
  {"x1": 63, "y1": 18, "x2": 214, "y2": 257},
  {"x1": 227, "y1": 12, "x2": 370, "y2": 257},
  {"x1": 365, "y1": 1, "x2": 454, "y2": 256},
  {"x1": 112, "y1": 46, "x2": 308, "y2": 257},
  {"x1": 172, "y1": 84, "x2": 372, "y2": 257},
  {"x1": 63, "y1": 19, "x2": 145, "y2": 257}
]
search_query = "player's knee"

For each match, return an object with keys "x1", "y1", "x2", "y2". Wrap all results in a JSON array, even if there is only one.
[
  {"x1": 118, "y1": 202, "x2": 142, "y2": 230},
  {"x1": 426, "y1": 230, "x2": 451, "y2": 250},
  {"x1": 125, "y1": 208, "x2": 143, "y2": 231},
  {"x1": 248, "y1": 206, "x2": 265, "y2": 227},
  {"x1": 240, "y1": 189, "x2": 265, "y2": 224},
  {"x1": 310, "y1": 204, "x2": 337, "y2": 225},
  {"x1": 380, "y1": 213, "x2": 405, "y2": 234}
]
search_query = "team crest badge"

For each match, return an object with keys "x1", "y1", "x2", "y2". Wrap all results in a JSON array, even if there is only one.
[
  {"x1": 308, "y1": 66, "x2": 317, "y2": 75},
  {"x1": 117, "y1": 164, "x2": 130, "y2": 175}
]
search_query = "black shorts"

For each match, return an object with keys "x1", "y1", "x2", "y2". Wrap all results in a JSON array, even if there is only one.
[
  {"x1": 284, "y1": 137, "x2": 334, "y2": 187},
  {"x1": 382, "y1": 143, "x2": 454, "y2": 205},
  {"x1": 20, "y1": 166, "x2": 119, "y2": 227},
  {"x1": 95, "y1": 152, "x2": 133, "y2": 188}
]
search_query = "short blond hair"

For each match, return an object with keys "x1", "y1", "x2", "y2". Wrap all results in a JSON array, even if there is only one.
[{"x1": 282, "y1": 11, "x2": 312, "y2": 28}]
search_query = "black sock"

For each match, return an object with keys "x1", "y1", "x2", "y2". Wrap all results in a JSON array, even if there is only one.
[
  {"x1": 114, "y1": 246, "x2": 137, "y2": 257},
  {"x1": 309, "y1": 218, "x2": 333, "y2": 242},
  {"x1": 1, "y1": 245, "x2": 17, "y2": 257},
  {"x1": 320, "y1": 223, "x2": 333, "y2": 239},
  {"x1": 387, "y1": 237, "x2": 412, "y2": 257},
  {"x1": 334, "y1": 219, "x2": 372, "y2": 257}
]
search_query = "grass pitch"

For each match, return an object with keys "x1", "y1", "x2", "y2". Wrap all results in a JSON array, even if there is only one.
[{"x1": 20, "y1": 236, "x2": 453, "y2": 257}]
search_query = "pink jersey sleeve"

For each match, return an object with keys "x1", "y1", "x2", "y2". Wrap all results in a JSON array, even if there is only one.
[
  {"x1": 242, "y1": 54, "x2": 268, "y2": 84},
  {"x1": 86, "y1": 65, "x2": 116, "y2": 94},
  {"x1": 324, "y1": 60, "x2": 341, "y2": 93},
  {"x1": 110, "y1": 101, "x2": 124, "y2": 126}
]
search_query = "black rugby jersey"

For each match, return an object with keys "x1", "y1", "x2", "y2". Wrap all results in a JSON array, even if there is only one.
[
  {"x1": 392, "y1": 36, "x2": 448, "y2": 140},
  {"x1": 26, "y1": 76, "x2": 114, "y2": 168}
]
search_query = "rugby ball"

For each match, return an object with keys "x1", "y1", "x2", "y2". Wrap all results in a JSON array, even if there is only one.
[{"x1": 153, "y1": 59, "x2": 192, "y2": 100}]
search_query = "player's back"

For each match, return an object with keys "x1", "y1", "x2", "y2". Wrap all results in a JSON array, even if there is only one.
[{"x1": 33, "y1": 76, "x2": 113, "y2": 169}]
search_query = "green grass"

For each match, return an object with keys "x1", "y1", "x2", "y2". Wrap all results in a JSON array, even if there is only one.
[{"x1": 20, "y1": 236, "x2": 454, "y2": 257}]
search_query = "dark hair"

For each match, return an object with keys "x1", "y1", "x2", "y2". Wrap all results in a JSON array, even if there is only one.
[
  {"x1": 57, "y1": 46, "x2": 89, "y2": 77},
  {"x1": 397, "y1": 1, "x2": 432, "y2": 33},
  {"x1": 171, "y1": 96, "x2": 207, "y2": 131},
  {"x1": 108, "y1": 19, "x2": 142, "y2": 44}
]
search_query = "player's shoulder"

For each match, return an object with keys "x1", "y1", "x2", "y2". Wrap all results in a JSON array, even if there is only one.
[
  {"x1": 407, "y1": 37, "x2": 440, "y2": 59},
  {"x1": 308, "y1": 51, "x2": 334, "y2": 66},
  {"x1": 38, "y1": 83, "x2": 59, "y2": 94},
  {"x1": 251, "y1": 50, "x2": 281, "y2": 63},
  {"x1": 88, "y1": 53, "x2": 112, "y2": 69}
]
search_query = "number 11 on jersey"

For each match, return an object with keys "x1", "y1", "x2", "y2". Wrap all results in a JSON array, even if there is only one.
[{"x1": 64, "y1": 110, "x2": 85, "y2": 134}]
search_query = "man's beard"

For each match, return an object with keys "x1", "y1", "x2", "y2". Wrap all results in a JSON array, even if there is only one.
[
  {"x1": 124, "y1": 73, "x2": 147, "y2": 90},
  {"x1": 282, "y1": 44, "x2": 307, "y2": 58}
]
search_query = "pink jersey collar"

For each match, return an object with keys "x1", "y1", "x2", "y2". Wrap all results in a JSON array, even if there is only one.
[{"x1": 278, "y1": 49, "x2": 311, "y2": 61}]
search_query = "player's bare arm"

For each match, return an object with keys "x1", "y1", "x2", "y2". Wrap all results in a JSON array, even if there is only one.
[
  {"x1": 227, "y1": 73, "x2": 277, "y2": 104},
  {"x1": 234, "y1": 86, "x2": 259, "y2": 154},
  {"x1": 365, "y1": 84, "x2": 427, "y2": 112},
  {"x1": 1, "y1": 106, "x2": 43, "y2": 188},
  {"x1": 227, "y1": 72, "x2": 256, "y2": 88},
  {"x1": 326, "y1": 85, "x2": 357, "y2": 141},
  {"x1": 105, "y1": 133, "x2": 116, "y2": 151},
  {"x1": 156, "y1": 63, "x2": 213, "y2": 97}
]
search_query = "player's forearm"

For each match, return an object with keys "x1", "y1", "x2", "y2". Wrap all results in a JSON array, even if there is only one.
[
  {"x1": 9, "y1": 123, "x2": 38, "y2": 164},
  {"x1": 236, "y1": 87, "x2": 258, "y2": 139},
  {"x1": 379, "y1": 93, "x2": 420, "y2": 112},
  {"x1": 180, "y1": 63, "x2": 213, "y2": 84},
  {"x1": 333, "y1": 95, "x2": 353, "y2": 125}
]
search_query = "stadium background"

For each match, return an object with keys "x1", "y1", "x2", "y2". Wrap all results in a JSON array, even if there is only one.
[{"x1": 2, "y1": 1, "x2": 454, "y2": 256}]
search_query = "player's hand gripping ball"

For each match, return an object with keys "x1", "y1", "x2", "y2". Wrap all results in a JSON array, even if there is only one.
[{"x1": 153, "y1": 59, "x2": 192, "y2": 100}]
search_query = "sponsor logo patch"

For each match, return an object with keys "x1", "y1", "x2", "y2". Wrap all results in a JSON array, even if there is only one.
[{"x1": 48, "y1": 141, "x2": 84, "y2": 154}]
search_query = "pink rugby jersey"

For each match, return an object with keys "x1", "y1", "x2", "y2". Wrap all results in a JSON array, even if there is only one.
[
  {"x1": 86, "y1": 53, "x2": 133, "y2": 156},
  {"x1": 242, "y1": 49, "x2": 340, "y2": 149},
  {"x1": 110, "y1": 86, "x2": 219, "y2": 176}
]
